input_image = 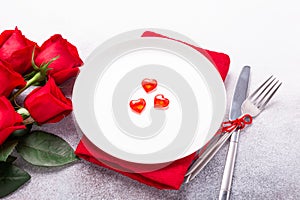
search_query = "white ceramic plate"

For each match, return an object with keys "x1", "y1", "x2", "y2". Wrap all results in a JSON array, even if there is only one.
[{"x1": 73, "y1": 37, "x2": 226, "y2": 164}]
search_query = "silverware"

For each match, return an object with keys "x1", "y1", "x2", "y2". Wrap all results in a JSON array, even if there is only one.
[
  {"x1": 185, "y1": 72, "x2": 282, "y2": 185},
  {"x1": 185, "y1": 66, "x2": 251, "y2": 182},
  {"x1": 218, "y1": 66, "x2": 251, "y2": 200},
  {"x1": 219, "y1": 75, "x2": 282, "y2": 200}
]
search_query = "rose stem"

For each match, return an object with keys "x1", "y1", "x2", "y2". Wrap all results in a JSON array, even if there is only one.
[{"x1": 10, "y1": 72, "x2": 43, "y2": 102}]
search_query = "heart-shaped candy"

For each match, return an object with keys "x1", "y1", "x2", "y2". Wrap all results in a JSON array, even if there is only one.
[
  {"x1": 154, "y1": 94, "x2": 169, "y2": 109},
  {"x1": 142, "y1": 78, "x2": 157, "y2": 93},
  {"x1": 130, "y1": 98, "x2": 146, "y2": 114}
]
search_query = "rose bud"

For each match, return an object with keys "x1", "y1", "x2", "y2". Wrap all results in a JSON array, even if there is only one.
[
  {"x1": 0, "y1": 27, "x2": 39, "y2": 74},
  {"x1": 0, "y1": 96, "x2": 26, "y2": 145},
  {"x1": 35, "y1": 34, "x2": 83, "y2": 85},
  {"x1": 24, "y1": 77, "x2": 72, "y2": 124},
  {"x1": 0, "y1": 60, "x2": 26, "y2": 97}
]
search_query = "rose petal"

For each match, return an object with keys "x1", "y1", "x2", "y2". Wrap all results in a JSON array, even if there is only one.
[
  {"x1": 0, "y1": 27, "x2": 39, "y2": 74},
  {"x1": 35, "y1": 34, "x2": 83, "y2": 84},
  {"x1": 0, "y1": 96, "x2": 25, "y2": 145},
  {"x1": 24, "y1": 78, "x2": 73, "y2": 124},
  {"x1": 0, "y1": 60, "x2": 26, "y2": 97},
  {"x1": 51, "y1": 68, "x2": 80, "y2": 85},
  {"x1": 0, "y1": 126, "x2": 25, "y2": 145}
]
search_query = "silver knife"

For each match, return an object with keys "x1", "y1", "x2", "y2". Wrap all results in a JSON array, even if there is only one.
[
  {"x1": 219, "y1": 66, "x2": 251, "y2": 200},
  {"x1": 185, "y1": 66, "x2": 251, "y2": 182}
]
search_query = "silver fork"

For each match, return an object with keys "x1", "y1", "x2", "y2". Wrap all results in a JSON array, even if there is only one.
[
  {"x1": 185, "y1": 75, "x2": 282, "y2": 183},
  {"x1": 241, "y1": 75, "x2": 282, "y2": 116}
]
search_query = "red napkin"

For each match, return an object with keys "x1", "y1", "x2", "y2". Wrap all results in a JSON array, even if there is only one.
[{"x1": 75, "y1": 31, "x2": 230, "y2": 190}]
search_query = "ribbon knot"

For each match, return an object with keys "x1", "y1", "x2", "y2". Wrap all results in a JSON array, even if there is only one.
[{"x1": 222, "y1": 114, "x2": 253, "y2": 133}]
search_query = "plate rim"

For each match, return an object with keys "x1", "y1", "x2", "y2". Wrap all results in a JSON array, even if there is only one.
[{"x1": 84, "y1": 28, "x2": 197, "y2": 64}]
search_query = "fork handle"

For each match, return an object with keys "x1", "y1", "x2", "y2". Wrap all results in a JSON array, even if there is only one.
[
  {"x1": 185, "y1": 130, "x2": 236, "y2": 182},
  {"x1": 219, "y1": 129, "x2": 241, "y2": 200}
]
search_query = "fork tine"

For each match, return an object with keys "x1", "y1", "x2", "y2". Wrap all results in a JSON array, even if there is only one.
[
  {"x1": 252, "y1": 77, "x2": 276, "y2": 103},
  {"x1": 256, "y1": 79, "x2": 279, "y2": 107},
  {"x1": 260, "y1": 82, "x2": 282, "y2": 109},
  {"x1": 248, "y1": 75, "x2": 273, "y2": 99}
]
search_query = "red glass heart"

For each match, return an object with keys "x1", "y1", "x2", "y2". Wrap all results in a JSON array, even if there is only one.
[
  {"x1": 130, "y1": 98, "x2": 146, "y2": 114},
  {"x1": 154, "y1": 94, "x2": 169, "y2": 109},
  {"x1": 142, "y1": 78, "x2": 157, "y2": 93}
]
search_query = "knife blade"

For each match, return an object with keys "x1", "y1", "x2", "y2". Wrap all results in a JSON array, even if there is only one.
[
  {"x1": 229, "y1": 66, "x2": 251, "y2": 120},
  {"x1": 185, "y1": 66, "x2": 250, "y2": 182},
  {"x1": 219, "y1": 66, "x2": 251, "y2": 200}
]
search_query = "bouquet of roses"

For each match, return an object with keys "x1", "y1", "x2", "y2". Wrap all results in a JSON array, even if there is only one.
[{"x1": 0, "y1": 27, "x2": 83, "y2": 197}]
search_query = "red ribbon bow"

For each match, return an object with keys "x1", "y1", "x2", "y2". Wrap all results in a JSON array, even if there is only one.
[{"x1": 222, "y1": 114, "x2": 253, "y2": 133}]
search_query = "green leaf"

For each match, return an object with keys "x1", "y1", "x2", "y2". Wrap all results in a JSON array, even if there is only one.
[
  {"x1": 16, "y1": 131, "x2": 78, "y2": 167},
  {"x1": 0, "y1": 162, "x2": 30, "y2": 198},
  {"x1": 0, "y1": 140, "x2": 18, "y2": 162},
  {"x1": 6, "y1": 156, "x2": 17, "y2": 163}
]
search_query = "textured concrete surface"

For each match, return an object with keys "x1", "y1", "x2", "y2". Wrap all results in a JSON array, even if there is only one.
[
  {"x1": 1, "y1": 1, "x2": 300, "y2": 198},
  {"x1": 4, "y1": 65, "x2": 300, "y2": 200}
]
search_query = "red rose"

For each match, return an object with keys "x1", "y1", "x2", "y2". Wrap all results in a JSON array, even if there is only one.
[
  {"x1": 0, "y1": 96, "x2": 25, "y2": 145},
  {"x1": 35, "y1": 34, "x2": 83, "y2": 85},
  {"x1": 0, "y1": 27, "x2": 38, "y2": 74},
  {"x1": 24, "y1": 77, "x2": 72, "y2": 124},
  {"x1": 0, "y1": 60, "x2": 26, "y2": 97}
]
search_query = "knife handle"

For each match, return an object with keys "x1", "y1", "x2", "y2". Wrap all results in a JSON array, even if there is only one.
[
  {"x1": 219, "y1": 190, "x2": 229, "y2": 200},
  {"x1": 219, "y1": 129, "x2": 241, "y2": 200}
]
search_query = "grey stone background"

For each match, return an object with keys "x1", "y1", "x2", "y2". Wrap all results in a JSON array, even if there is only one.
[{"x1": 1, "y1": 1, "x2": 300, "y2": 198}]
